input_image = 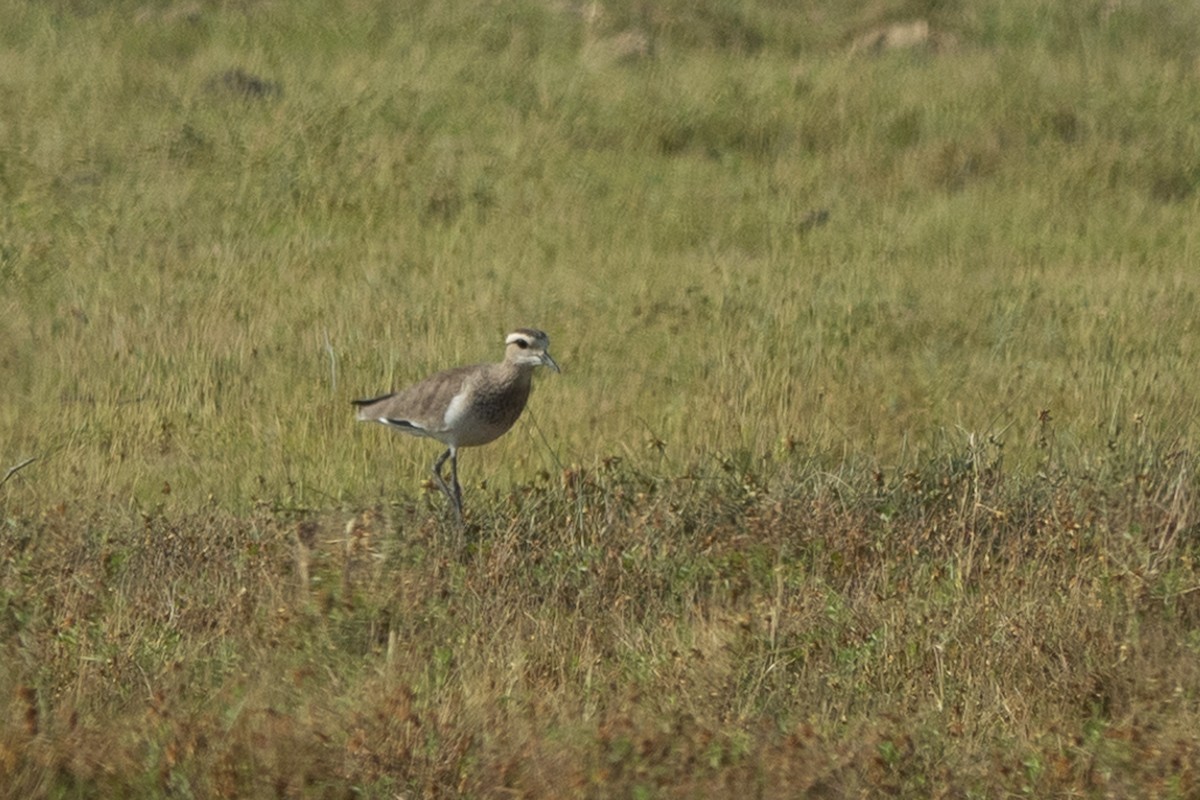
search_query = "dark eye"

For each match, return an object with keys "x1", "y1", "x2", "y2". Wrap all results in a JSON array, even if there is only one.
[{"x1": 515, "y1": 339, "x2": 529, "y2": 349}]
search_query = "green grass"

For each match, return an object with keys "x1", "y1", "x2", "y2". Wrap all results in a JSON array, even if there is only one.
[{"x1": 3, "y1": 0, "x2": 1200, "y2": 796}]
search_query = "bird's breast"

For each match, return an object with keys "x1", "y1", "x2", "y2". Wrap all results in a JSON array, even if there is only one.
[{"x1": 443, "y1": 377, "x2": 532, "y2": 447}]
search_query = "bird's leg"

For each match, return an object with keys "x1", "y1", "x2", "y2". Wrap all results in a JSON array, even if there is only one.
[
  {"x1": 431, "y1": 447, "x2": 463, "y2": 523},
  {"x1": 448, "y1": 448, "x2": 463, "y2": 521},
  {"x1": 431, "y1": 448, "x2": 455, "y2": 506}
]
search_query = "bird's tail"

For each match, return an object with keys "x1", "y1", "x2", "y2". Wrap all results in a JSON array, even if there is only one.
[{"x1": 351, "y1": 393, "x2": 394, "y2": 421}]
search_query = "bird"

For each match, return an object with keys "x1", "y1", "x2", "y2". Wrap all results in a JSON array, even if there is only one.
[{"x1": 353, "y1": 328, "x2": 560, "y2": 521}]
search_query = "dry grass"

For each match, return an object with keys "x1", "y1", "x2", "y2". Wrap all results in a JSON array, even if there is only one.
[{"x1": 3, "y1": 438, "x2": 1199, "y2": 797}]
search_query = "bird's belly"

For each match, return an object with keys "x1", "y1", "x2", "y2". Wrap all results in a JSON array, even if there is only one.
[{"x1": 452, "y1": 418, "x2": 517, "y2": 448}]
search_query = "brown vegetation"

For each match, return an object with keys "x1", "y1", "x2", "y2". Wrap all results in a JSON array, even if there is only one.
[{"x1": 4, "y1": 440, "x2": 1198, "y2": 797}]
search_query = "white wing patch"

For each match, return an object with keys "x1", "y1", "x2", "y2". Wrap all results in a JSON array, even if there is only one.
[{"x1": 443, "y1": 390, "x2": 471, "y2": 430}]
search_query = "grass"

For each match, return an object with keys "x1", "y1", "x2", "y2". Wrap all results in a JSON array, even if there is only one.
[{"x1": 3, "y1": 0, "x2": 1200, "y2": 796}]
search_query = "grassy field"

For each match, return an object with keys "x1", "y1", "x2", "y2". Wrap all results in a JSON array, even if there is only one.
[{"x1": 3, "y1": 0, "x2": 1200, "y2": 796}]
